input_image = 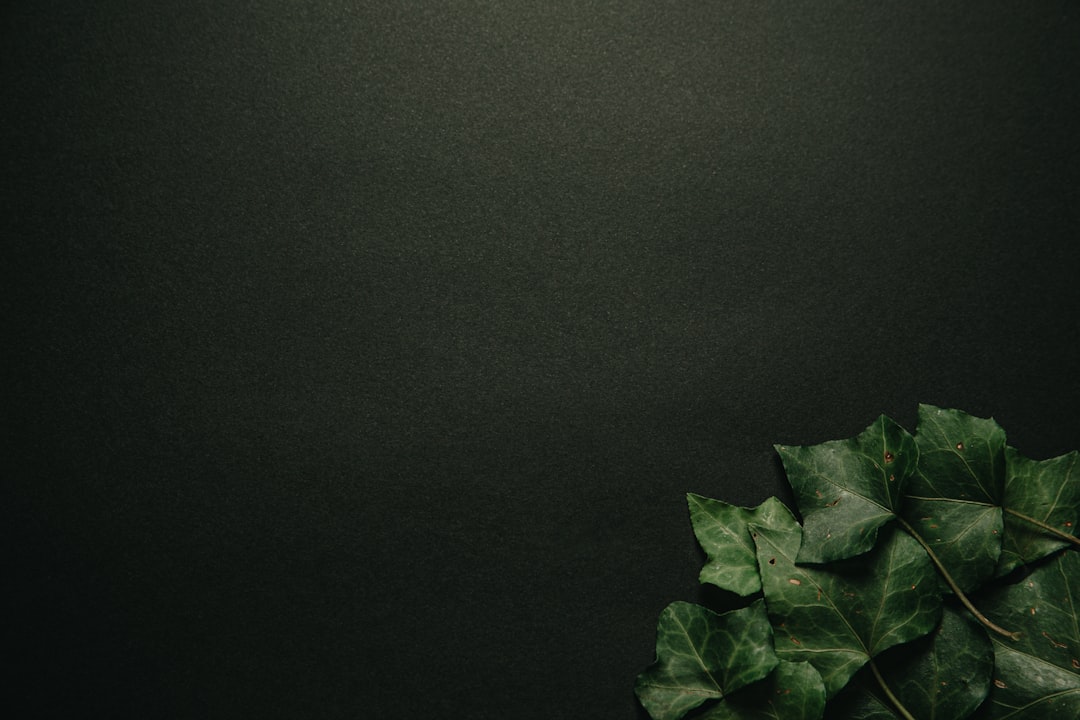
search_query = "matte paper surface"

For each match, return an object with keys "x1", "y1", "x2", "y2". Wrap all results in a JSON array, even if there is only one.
[{"x1": 7, "y1": 2, "x2": 1080, "y2": 717}]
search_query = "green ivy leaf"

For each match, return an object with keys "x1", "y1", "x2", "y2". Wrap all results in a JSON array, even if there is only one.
[
  {"x1": 698, "y1": 661, "x2": 826, "y2": 720},
  {"x1": 902, "y1": 405, "x2": 1007, "y2": 592},
  {"x1": 688, "y1": 494, "x2": 792, "y2": 596},
  {"x1": 910, "y1": 405, "x2": 1006, "y2": 506},
  {"x1": 635, "y1": 600, "x2": 779, "y2": 720},
  {"x1": 776, "y1": 415, "x2": 917, "y2": 564},
  {"x1": 637, "y1": 405, "x2": 1080, "y2": 720},
  {"x1": 828, "y1": 607, "x2": 994, "y2": 719},
  {"x1": 825, "y1": 690, "x2": 895, "y2": 719},
  {"x1": 974, "y1": 552, "x2": 1080, "y2": 718},
  {"x1": 996, "y1": 447, "x2": 1080, "y2": 576},
  {"x1": 752, "y1": 509, "x2": 941, "y2": 697}
]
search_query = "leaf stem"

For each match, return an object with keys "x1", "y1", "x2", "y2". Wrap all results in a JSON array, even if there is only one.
[
  {"x1": 896, "y1": 516, "x2": 1020, "y2": 641},
  {"x1": 869, "y1": 658, "x2": 917, "y2": 720},
  {"x1": 1004, "y1": 508, "x2": 1080, "y2": 547}
]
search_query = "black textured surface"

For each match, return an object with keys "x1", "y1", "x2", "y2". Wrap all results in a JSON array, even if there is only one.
[{"x1": 6, "y1": 2, "x2": 1080, "y2": 718}]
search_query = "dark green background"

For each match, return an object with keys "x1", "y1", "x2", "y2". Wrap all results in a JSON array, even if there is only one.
[{"x1": 7, "y1": 2, "x2": 1079, "y2": 717}]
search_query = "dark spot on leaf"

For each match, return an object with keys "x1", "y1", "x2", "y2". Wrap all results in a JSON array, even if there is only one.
[
  {"x1": 768, "y1": 557, "x2": 776, "y2": 565},
  {"x1": 824, "y1": 498, "x2": 841, "y2": 507},
  {"x1": 884, "y1": 451, "x2": 894, "y2": 463},
  {"x1": 1042, "y1": 631, "x2": 1067, "y2": 648}
]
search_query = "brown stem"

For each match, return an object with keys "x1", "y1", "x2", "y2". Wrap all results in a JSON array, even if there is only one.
[
  {"x1": 869, "y1": 658, "x2": 917, "y2": 720},
  {"x1": 896, "y1": 516, "x2": 1020, "y2": 641},
  {"x1": 1004, "y1": 508, "x2": 1080, "y2": 547}
]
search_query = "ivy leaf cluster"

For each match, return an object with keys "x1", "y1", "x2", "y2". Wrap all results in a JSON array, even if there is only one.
[{"x1": 636, "y1": 405, "x2": 1080, "y2": 719}]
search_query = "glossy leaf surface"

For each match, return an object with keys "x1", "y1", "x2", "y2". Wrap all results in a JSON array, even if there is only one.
[
  {"x1": 974, "y1": 552, "x2": 1080, "y2": 718},
  {"x1": 689, "y1": 494, "x2": 791, "y2": 596},
  {"x1": 638, "y1": 405, "x2": 1080, "y2": 720},
  {"x1": 828, "y1": 607, "x2": 993, "y2": 719},
  {"x1": 997, "y1": 447, "x2": 1080, "y2": 576},
  {"x1": 903, "y1": 405, "x2": 1007, "y2": 592},
  {"x1": 699, "y1": 661, "x2": 826, "y2": 720},
  {"x1": 776, "y1": 415, "x2": 917, "y2": 564},
  {"x1": 635, "y1": 600, "x2": 778, "y2": 720},
  {"x1": 752, "y1": 510, "x2": 941, "y2": 697}
]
